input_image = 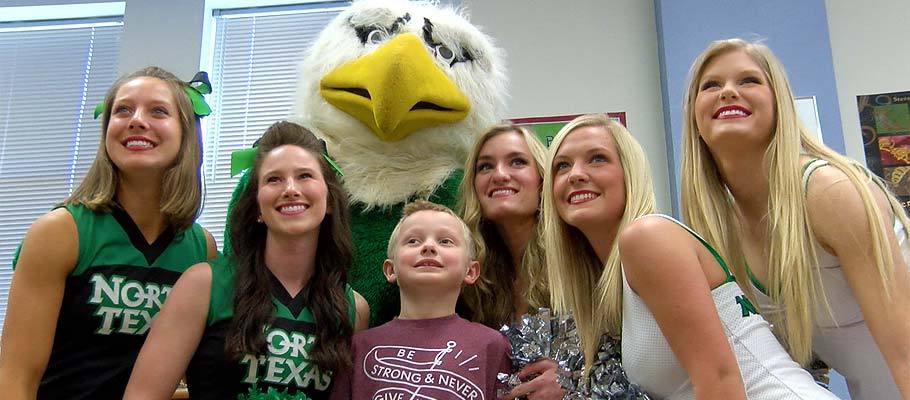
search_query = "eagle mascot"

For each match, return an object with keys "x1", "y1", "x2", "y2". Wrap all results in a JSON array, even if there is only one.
[
  {"x1": 295, "y1": 0, "x2": 507, "y2": 325},
  {"x1": 226, "y1": 0, "x2": 508, "y2": 327}
]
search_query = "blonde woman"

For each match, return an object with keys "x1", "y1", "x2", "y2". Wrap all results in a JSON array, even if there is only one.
[
  {"x1": 0, "y1": 67, "x2": 217, "y2": 400},
  {"x1": 544, "y1": 113, "x2": 837, "y2": 399},
  {"x1": 458, "y1": 124, "x2": 561, "y2": 399},
  {"x1": 458, "y1": 123, "x2": 549, "y2": 327},
  {"x1": 681, "y1": 38, "x2": 910, "y2": 399}
]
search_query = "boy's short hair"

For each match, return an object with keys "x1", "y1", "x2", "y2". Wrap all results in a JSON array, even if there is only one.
[{"x1": 386, "y1": 200, "x2": 474, "y2": 259}]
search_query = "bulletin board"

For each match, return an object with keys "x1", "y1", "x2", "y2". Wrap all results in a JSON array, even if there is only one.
[
  {"x1": 510, "y1": 112, "x2": 627, "y2": 147},
  {"x1": 858, "y1": 90, "x2": 910, "y2": 210}
]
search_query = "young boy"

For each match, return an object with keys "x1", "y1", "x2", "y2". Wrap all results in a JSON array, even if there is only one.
[{"x1": 330, "y1": 200, "x2": 512, "y2": 400}]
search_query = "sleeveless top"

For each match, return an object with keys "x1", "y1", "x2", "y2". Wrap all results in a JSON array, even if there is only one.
[
  {"x1": 31, "y1": 204, "x2": 208, "y2": 400},
  {"x1": 185, "y1": 255, "x2": 357, "y2": 400},
  {"x1": 746, "y1": 159, "x2": 908, "y2": 399},
  {"x1": 621, "y1": 214, "x2": 839, "y2": 399}
]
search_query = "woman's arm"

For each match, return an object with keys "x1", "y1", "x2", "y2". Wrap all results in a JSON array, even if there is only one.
[
  {"x1": 0, "y1": 209, "x2": 77, "y2": 400},
  {"x1": 353, "y1": 291, "x2": 370, "y2": 332},
  {"x1": 123, "y1": 262, "x2": 213, "y2": 400},
  {"x1": 807, "y1": 166, "x2": 910, "y2": 397},
  {"x1": 619, "y1": 216, "x2": 745, "y2": 400},
  {"x1": 202, "y1": 228, "x2": 218, "y2": 260}
]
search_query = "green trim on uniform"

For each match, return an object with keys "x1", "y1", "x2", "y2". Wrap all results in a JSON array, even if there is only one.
[
  {"x1": 206, "y1": 255, "x2": 236, "y2": 326},
  {"x1": 65, "y1": 204, "x2": 207, "y2": 276},
  {"x1": 742, "y1": 158, "x2": 826, "y2": 298},
  {"x1": 205, "y1": 255, "x2": 356, "y2": 327},
  {"x1": 652, "y1": 214, "x2": 736, "y2": 286},
  {"x1": 744, "y1": 263, "x2": 769, "y2": 295},
  {"x1": 801, "y1": 158, "x2": 828, "y2": 192},
  {"x1": 273, "y1": 297, "x2": 315, "y2": 322}
]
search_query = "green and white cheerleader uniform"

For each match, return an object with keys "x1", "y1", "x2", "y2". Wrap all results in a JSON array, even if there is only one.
[
  {"x1": 28, "y1": 204, "x2": 208, "y2": 400},
  {"x1": 745, "y1": 159, "x2": 909, "y2": 399},
  {"x1": 185, "y1": 256, "x2": 356, "y2": 400},
  {"x1": 621, "y1": 215, "x2": 839, "y2": 399}
]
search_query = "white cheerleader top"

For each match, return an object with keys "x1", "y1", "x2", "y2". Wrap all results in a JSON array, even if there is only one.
[
  {"x1": 621, "y1": 215, "x2": 840, "y2": 399},
  {"x1": 746, "y1": 159, "x2": 908, "y2": 400}
]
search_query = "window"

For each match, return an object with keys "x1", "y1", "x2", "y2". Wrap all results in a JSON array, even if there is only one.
[
  {"x1": 0, "y1": 17, "x2": 123, "y2": 334},
  {"x1": 199, "y1": 2, "x2": 349, "y2": 247},
  {"x1": 199, "y1": 0, "x2": 446, "y2": 247}
]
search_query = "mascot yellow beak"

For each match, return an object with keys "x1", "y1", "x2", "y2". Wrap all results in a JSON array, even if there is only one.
[{"x1": 320, "y1": 33, "x2": 470, "y2": 142}]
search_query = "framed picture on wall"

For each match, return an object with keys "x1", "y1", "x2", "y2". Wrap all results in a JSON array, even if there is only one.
[
  {"x1": 857, "y1": 90, "x2": 910, "y2": 211},
  {"x1": 795, "y1": 96, "x2": 824, "y2": 144},
  {"x1": 510, "y1": 112, "x2": 627, "y2": 147}
]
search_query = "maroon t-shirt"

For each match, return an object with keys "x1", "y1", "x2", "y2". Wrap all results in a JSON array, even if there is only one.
[{"x1": 330, "y1": 314, "x2": 512, "y2": 400}]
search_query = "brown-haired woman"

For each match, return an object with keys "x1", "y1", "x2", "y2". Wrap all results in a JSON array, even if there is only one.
[
  {"x1": 458, "y1": 124, "x2": 562, "y2": 399},
  {"x1": 458, "y1": 123, "x2": 549, "y2": 329},
  {"x1": 124, "y1": 121, "x2": 369, "y2": 399},
  {"x1": 0, "y1": 66, "x2": 217, "y2": 400}
]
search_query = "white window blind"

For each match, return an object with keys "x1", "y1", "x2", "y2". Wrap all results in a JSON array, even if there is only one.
[
  {"x1": 199, "y1": 3, "x2": 349, "y2": 248},
  {"x1": 0, "y1": 18, "x2": 123, "y2": 334}
]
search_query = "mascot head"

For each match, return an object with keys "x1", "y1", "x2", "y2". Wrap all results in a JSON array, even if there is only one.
[{"x1": 294, "y1": 0, "x2": 507, "y2": 207}]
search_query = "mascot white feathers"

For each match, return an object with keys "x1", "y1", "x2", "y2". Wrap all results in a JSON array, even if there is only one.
[{"x1": 293, "y1": 0, "x2": 507, "y2": 325}]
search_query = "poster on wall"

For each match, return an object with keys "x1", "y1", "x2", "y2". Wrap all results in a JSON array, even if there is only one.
[
  {"x1": 858, "y1": 90, "x2": 910, "y2": 210},
  {"x1": 510, "y1": 112, "x2": 627, "y2": 147}
]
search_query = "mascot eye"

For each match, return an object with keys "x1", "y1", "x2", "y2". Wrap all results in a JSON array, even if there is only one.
[
  {"x1": 434, "y1": 44, "x2": 456, "y2": 65},
  {"x1": 366, "y1": 28, "x2": 388, "y2": 45}
]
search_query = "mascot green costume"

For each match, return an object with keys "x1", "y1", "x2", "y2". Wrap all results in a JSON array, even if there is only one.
[{"x1": 228, "y1": 0, "x2": 507, "y2": 326}]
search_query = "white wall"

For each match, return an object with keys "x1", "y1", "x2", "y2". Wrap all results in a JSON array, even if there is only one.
[
  {"x1": 0, "y1": 0, "x2": 204, "y2": 79},
  {"x1": 3, "y1": 0, "x2": 671, "y2": 210},
  {"x1": 119, "y1": 0, "x2": 205, "y2": 78},
  {"x1": 12, "y1": 0, "x2": 910, "y2": 214},
  {"x1": 462, "y1": 0, "x2": 671, "y2": 212},
  {"x1": 826, "y1": 0, "x2": 910, "y2": 163}
]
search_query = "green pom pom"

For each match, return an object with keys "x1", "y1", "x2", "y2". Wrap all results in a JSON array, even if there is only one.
[{"x1": 237, "y1": 386, "x2": 310, "y2": 400}]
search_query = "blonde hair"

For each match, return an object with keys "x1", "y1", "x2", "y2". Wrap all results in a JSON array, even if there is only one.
[
  {"x1": 65, "y1": 66, "x2": 203, "y2": 230},
  {"x1": 542, "y1": 114, "x2": 656, "y2": 368},
  {"x1": 680, "y1": 38, "x2": 909, "y2": 365},
  {"x1": 457, "y1": 123, "x2": 550, "y2": 328},
  {"x1": 387, "y1": 200, "x2": 474, "y2": 260}
]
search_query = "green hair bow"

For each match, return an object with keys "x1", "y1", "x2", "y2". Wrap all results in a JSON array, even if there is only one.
[
  {"x1": 229, "y1": 138, "x2": 344, "y2": 178},
  {"x1": 93, "y1": 71, "x2": 213, "y2": 119}
]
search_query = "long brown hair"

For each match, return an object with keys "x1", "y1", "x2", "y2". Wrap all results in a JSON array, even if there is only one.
[
  {"x1": 226, "y1": 121, "x2": 354, "y2": 372},
  {"x1": 65, "y1": 66, "x2": 203, "y2": 230},
  {"x1": 457, "y1": 124, "x2": 550, "y2": 328}
]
